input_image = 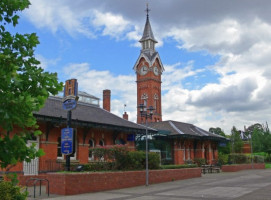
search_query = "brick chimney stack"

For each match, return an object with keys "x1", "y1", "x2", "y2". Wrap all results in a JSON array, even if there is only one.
[
  {"x1": 103, "y1": 89, "x2": 111, "y2": 112},
  {"x1": 123, "y1": 112, "x2": 128, "y2": 120}
]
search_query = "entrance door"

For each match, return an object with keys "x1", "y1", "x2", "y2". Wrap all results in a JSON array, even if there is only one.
[{"x1": 23, "y1": 138, "x2": 39, "y2": 175}]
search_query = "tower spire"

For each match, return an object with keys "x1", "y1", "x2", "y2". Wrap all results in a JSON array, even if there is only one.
[{"x1": 140, "y1": 3, "x2": 157, "y2": 52}]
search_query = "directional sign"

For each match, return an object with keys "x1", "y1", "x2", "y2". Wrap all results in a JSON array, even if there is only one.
[
  {"x1": 61, "y1": 128, "x2": 73, "y2": 155},
  {"x1": 63, "y1": 99, "x2": 77, "y2": 111}
]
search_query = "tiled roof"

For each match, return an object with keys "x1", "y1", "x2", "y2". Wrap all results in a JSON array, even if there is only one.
[
  {"x1": 148, "y1": 120, "x2": 226, "y2": 141},
  {"x1": 139, "y1": 15, "x2": 157, "y2": 43},
  {"x1": 34, "y1": 96, "x2": 155, "y2": 132}
]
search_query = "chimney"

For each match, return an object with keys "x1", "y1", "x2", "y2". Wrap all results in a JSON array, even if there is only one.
[
  {"x1": 123, "y1": 112, "x2": 128, "y2": 120},
  {"x1": 103, "y1": 89, "x2": 111, "y2": 112}
]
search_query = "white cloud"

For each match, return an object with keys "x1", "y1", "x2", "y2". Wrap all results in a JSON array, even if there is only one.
[
  {"x1": 63, "y1": 62, "x2": 137, "y2": 122},
  {"x1": 92, "y1": 10, "x2": 131, "y2": 39}
]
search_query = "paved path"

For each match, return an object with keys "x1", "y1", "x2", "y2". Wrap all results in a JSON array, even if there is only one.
[{"x1": 28, "y1": 169, "x2": 271, "y2": 200}]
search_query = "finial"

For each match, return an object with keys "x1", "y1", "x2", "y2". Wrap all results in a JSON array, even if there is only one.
[
  {"x1": 124, "y1": 104, "x2": 127, "y2": 112},
  {"x1": 145, "y1": 3, "x2": 150, "y2": 19}
]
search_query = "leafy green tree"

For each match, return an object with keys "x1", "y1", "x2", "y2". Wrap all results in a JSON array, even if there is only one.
[
  {"x1": 230, "y1": 126, "x2": 243, "y2": 154},
  {"x1": 0, "y1": 0, "x2": 62, "y2": 170},
  {"x1": 209, "y1": 127, "x2": 227, "y2": 137},
  {"x1": 209, "y1": 127, "x2": 230, "y2": 155}
]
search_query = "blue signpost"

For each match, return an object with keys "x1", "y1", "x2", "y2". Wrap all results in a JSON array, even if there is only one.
[
  {"x1": 62, "y1": 79, "x2": 79, "y2": 171},
  {"x1": 61, "y1": 128, "x2": 73, "y2": 155}
]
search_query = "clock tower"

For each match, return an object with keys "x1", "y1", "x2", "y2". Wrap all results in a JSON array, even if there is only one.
[{"x1": 133, "y1": 5, "x2": 164, "y2": 124}]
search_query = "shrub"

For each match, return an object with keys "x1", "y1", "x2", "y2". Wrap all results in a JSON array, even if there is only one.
[
  {"x1": 254, "y1": 155, "x2": 264, "y2": 163},
  {"x1": 81, "y1": 150, "x2": 160, "y2": 171},
  {"x1": 0, "y1": 181, "x2": 27, "y2": 200},
  {"x1": 184, "y1": 159, "x2": 194, "y2": 165},
  {"x1": 193, "y1": 158, "x2": 206, "y2": 166},
  {"x1": 229, "y1": 153, "x2": 248, "y2": 164},
  {"x1": 160, "y1": 164, "x2": 197, "y2": 169},
  {"x1": 218, "y1": 152, "x2": 229, "y2": 165}
]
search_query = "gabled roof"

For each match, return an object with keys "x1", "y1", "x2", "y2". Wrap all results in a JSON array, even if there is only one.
[
  {"x1": 34, "y1": 96, "x2": 156, "y2": 133},
  {"x1": 133, "y1": 51, "x2": 164, "y2": 72},
  {"x1": 148, "y1": 120, "x2": 227, "y2": 141}
]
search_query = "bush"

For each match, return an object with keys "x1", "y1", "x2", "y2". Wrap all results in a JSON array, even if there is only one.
[
  {"x1": 0, "y1": 181, "x2": 27, "y2": 200},
  {"x1": 193, "y1": 158, "x2": 206, "y2": 166},
  {"x1": 184, "y1": 159, "x2": 194, "y2": 165},
  {"x1": 80, "y1": 151, "x2": 160, "y2": 171},
  {"x1": 218, "y1": 152, "x2": 229, "y2": 165},
  {"x1": 254, "y1": 155, "x2": 264, "y2": 163},
  {"x1": 124, "y1": 151, "x2": 160, "y2": 170},
  {"x1": 229, "y1": 153, "x2": 248, "y2": 164},
  {"x1": 160, "y1": 164, "x2": 197, "y2": 169}
]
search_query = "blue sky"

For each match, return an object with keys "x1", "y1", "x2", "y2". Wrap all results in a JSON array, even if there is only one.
[{"x1": 13, "y1": 0, "x2": 271, "y2": 134}]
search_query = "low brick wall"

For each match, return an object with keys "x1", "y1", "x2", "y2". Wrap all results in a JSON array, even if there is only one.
[
  {"x1": 45, "y1": 168, "x2": 201, "y2": 195},
  {"x1": 221, "y1": 163, "x2": 265, "y2": 172}
]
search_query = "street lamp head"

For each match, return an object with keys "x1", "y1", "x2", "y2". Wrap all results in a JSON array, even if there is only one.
[
  {"x1": 147, "y1": 106, "x2": 155, "y2": 116},
  {"x1": 138, "y1": 104, "x2": 146, "y2": 113}
]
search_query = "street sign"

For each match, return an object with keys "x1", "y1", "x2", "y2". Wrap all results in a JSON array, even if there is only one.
[
  {"x1": 61, "y1": 128, "x2": 73, "y2": 155},
  {"x1": 63, "y1": 98, "x2": 77, "y2": 110}
]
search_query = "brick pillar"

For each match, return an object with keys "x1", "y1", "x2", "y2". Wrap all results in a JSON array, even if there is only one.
[
  {"x1": 78, "y1": 144, "x2": 89, "y2": 164},
  {"x1": 103, "y1": 89, "x2": 111, "y2": 112},
  {"x1": 123, "y1": 112, "x2": 128, "y2": 120}
]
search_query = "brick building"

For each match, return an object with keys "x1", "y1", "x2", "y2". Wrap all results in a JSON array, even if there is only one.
[
  {"x1": 1, "y1": 6, "x2": 227, "y2": 176},
  {"x1": 1, "y1": 90, "x2": 155, "y2": 175}
]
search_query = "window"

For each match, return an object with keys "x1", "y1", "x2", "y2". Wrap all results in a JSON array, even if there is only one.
[
  {"x1": 141, "y1": 93, "x2": 148, "y2": 111},
  {"x1": 99, "y1": 140, "x2": 105, "y2": 146},
  {"x1": 89, "y1": 139, "x2": 95, "y2": 161},
  {"x1": 154, "y1": 94, "x2": 158, "y2": 111}
]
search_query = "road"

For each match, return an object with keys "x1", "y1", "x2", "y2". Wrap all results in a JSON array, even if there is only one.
[{"x1": 28, "y1": 169, "x2": 271, "y2": 200}]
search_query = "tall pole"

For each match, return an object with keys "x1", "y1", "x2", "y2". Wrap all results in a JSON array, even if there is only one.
[
  {"x1": 250, "y1": 133, "x2": 254, "y2": 169},
  {"x1": 145, "y1": 118, "x2": 148, "y2": 186},
  {"x1": 65, "y1": 110, "x2": 72, "y2": 171}
]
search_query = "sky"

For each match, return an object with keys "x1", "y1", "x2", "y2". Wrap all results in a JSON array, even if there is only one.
[{"x1": 13, "y1": 0, "x2": 271, "y2": 134}]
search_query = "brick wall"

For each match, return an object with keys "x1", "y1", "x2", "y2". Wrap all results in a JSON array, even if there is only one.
[
  {"x1": 45, "y1": 168, "x2": 201, "y2": 195},
  {"x1": 221, "y1": 163, "x2": 265, "y2": 172}
]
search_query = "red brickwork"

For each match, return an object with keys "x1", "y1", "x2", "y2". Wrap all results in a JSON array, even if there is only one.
[
  {"x1": 221, "y1": 163, "x2": 265, "y2": 172},
  {"x1": 242, "y1": 142, "x2": 251, "y2": 153},
  {"x1": 136, "y1": 57, "x2": 162, "y2": 123},
  {"x1": 45, "y1": 168, "x2": 201, "y2": 195},
  {"x1": 123, "y1": 112, "x2": 128, "y2": 120},
  {"x1": 103, "y1": 89, "x2": 111, "y2": 112}
]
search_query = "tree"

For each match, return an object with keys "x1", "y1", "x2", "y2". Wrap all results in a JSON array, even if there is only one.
[
  {"x1": 230, "y1": 126, "x2": 243, "y2": 154},
  {"x1": 209, "y1": 127, "x2": 230, "y2": 154},
  {"x1": 0, "y1": 0, "x2": 62, "y2": 170},
  {"x1": 209, "y1": 127, "x2": 227, "y2": 137}
]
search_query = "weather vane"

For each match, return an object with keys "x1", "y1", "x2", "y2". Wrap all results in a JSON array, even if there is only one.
[
  {"x1": 145, "y1": 2, "x2": 150, "y2": 18},
  {"x1": 124, "y1": 104, "x2": 127, "y2": 112}
]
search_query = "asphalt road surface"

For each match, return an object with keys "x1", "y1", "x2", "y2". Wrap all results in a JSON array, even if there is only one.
[{"x1": 28, "y1": 169, "x2": 271, "y2": 200}]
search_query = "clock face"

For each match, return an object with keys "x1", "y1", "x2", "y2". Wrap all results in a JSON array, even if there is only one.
[
  {"x1": 140, "y1": 65, "x2": 148, "y2": 75},
  {"x1": 153, "y1": 66, "x2": 159, "y2": 76}
]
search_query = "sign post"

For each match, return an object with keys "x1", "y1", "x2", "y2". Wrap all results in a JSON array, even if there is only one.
[{"x1": 61, "y1": 79, "x2": 79, "y2": 171}]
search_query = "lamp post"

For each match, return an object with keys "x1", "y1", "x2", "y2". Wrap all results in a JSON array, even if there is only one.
[
  {"x1": 138, "y1": 104, "x2": 155, "y2": 186},
  {"x1": 250, "y1": 133, "x2": 254, "y2": 169}
]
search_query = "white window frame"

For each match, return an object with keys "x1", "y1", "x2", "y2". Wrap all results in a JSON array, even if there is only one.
[{"x1": 88, "y1": 139, "x2": 95, "y2": 161}]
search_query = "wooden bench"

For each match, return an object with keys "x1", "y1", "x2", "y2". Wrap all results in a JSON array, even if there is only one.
[{"x1": 201, "y1": 165, "x2": 220, "y2": 174}]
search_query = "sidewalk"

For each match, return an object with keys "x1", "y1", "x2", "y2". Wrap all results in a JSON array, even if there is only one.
[{"x1": 27, "y1": 169, "x2": 271, "y2": 200}]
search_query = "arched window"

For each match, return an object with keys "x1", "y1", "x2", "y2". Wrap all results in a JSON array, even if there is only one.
[
  {"x1": 99, "y1": 139, "x2": 105, "y2": 146},
  {"x1": 89, "y1": 139, "x2": 95, "y2": 161},
  {"x1": 154, "y1": 94, "x2": 158, "y2": 111},
  {"x1": 141, "y1": 93, "x2": 148, "y2": 110}
]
